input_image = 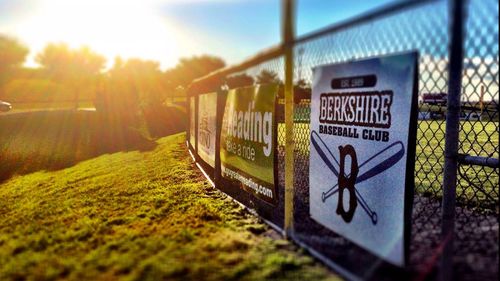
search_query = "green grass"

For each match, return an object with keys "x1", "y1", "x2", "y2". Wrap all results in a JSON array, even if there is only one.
[
  {"x1": 0, "y1": 111, "x2": 157, "y2": 182},
  {"x1": 415, "y1": 120, "x2": 498, "y2": 210},
  {"x1": 0, "y1": 132, "x2": 338, "y2": 281},
  {"x1": 0, "y1": 109, "x2": 495, "y2": 280}
]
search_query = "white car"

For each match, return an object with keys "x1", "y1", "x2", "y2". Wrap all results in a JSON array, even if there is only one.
[{"x1": 0, "y1": 100, "x2": 12, "y2": 112}]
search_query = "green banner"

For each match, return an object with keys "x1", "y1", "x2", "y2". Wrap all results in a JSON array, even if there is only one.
[{"x1": 220, "y1": 84, "x2": 277, "y2": 205}]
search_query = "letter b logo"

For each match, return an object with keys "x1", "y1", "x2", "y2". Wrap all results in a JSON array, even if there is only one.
[{"x1": 336, "y1": 145, "x2": 358, "y2": 223}]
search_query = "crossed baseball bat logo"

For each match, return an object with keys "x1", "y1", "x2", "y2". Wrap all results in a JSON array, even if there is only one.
[{"x1": 311, "y1": 130, "x2": 405, "y2": 225}]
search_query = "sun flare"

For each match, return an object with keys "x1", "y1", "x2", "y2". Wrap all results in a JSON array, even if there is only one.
[{"x1": 12, "y1": 0, "x2": 184, "y2": 69}]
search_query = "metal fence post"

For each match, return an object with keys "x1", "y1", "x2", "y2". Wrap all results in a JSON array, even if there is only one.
[
  {"x1": 440, "y1": 0, "x2": 465, "y2": 280},
  {"x1": 214, "y1": 90, "x2": 225, "y2": 186},
  {"x1": 194, "y1": 94, "x2": 199, "y2": 156},
  {"x1": 282, "y1": 0, "x2": 295, "y2": 236}
]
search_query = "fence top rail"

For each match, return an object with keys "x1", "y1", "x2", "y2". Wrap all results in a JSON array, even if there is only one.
[
  {"x1": 189, "y1": 0, "x2": 440, "y2": 91},
  {"x1": 190, "y1": 45, "x2": 284, "y2": 90}
]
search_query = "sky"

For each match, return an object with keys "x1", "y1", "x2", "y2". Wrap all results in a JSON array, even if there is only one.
[{"x1": 0, "y1": 0, "x2": 395, "y2": 70}]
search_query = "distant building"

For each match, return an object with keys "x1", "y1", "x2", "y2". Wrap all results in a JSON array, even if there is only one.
[{"x1": 422, "y1": 92, "x2": 447, "y2": 105}]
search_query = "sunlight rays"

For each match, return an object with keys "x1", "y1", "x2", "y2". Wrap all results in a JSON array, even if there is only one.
[{"x1": 10, "y1": 0, "x2": 185, "y2": 69}]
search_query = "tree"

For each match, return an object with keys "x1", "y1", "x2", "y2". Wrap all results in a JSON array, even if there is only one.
[
  {"x1": 294, "y1": 79, "x2": 311, "y2": 101},
  {"x1": 0, "y1": 35, "x2": 28, "y2": 67},
  {"x1": 164, "y1": 55, "x2": 225, "y2": 88},
  {"x1": 96, "y1": 57, "x2": 169, "y2": 126},
  {"x1": 225, "y1": 74, "x2": 254, "y2": 89},
  {"x1": 0, "y1": 35, "x2": 29, "y2": 96},
  {"x1": 256, "y1": 70, "x2": 281, "y2": 85},
  {"x1": 36, "y1": 43, "x2": 106, "y2": 107},
  {"x1": 101, "y1": 57, "x2": 189, "y2": 137},
  {"x1": 109, "y1": 57, "x2": 165, "y2": 106}
]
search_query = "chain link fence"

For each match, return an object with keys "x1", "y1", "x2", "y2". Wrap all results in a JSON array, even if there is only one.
[
  {"x1": 453, "y1": 0, "x2": 499, "y2": 279},
  {"x1": 188, "y1": 0, "x2": 499, "y2": 279}
]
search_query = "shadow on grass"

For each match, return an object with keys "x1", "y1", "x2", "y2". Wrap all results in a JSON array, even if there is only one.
[
  {"x1": 0, "y1": 108, "x2": 185, "y2": 183},
  {"x1": 143, "y1": 105, "x2": 187, "y2": 139}
]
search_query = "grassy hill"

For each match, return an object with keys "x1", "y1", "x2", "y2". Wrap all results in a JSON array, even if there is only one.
[{"x1": 0, "y1": 132, "x2": 338, "y2": 281}]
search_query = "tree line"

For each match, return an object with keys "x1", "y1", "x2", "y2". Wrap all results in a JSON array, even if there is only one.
[
  {"x1": 0, "y1": 34, "x2": 310, "y2": 115},
  {"x1": 0, "y1": 34, "x2": 226, "y2": 107}
]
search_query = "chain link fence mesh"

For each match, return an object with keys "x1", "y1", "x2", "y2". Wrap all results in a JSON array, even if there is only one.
[
  {"x1": 453, "y1": 0, "x2": 499, "y2": 280},
  {"x1": 291, "y1": 1, "x2": 452, "y2": 278},
  {"x1": 189, "y1": 0, "x2": 498, "y2": 279}
]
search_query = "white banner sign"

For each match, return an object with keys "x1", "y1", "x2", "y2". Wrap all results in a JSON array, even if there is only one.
[
  {"x1": 189, "y1": 96, "x2": 196, "y2": 147},
  {"x1": 197, "y1": 92, "x2": 217, "y2": 167},
  {"x1": 309, "y1": 53, "x2": 418, "y2": 266}
]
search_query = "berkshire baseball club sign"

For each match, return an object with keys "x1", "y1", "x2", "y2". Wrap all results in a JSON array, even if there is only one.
[
  {"x1": 197, "y1": 92, "x2": 217, "y2": 167},
  {"x1": 220, "y1": 84, "x2": 278, "y2": 205},
  {"x1": 309, "y1": 52, "x2": 418, "y2": 266}
]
